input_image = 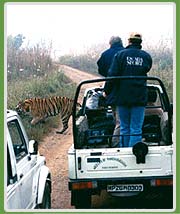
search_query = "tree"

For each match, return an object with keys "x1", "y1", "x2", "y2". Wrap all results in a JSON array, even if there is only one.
[
  {"x1": 7, "y1": 34, "x2": 54, "y2": 81},
  {"x1": 7, "y1": 34, "x2": 25, "y2": 51}
]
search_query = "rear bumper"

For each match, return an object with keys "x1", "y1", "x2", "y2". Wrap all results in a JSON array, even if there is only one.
[{"x1": 69, "y1": 175, "x2": 173, "y2": 198}]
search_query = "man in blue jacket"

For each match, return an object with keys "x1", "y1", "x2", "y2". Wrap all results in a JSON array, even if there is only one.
[
  {"x1": 97, "y1": 36, "x2": 124, "y2": 147},
  {"x1": 97, "y1": 36, "x2": 124, "y2": 77},
  {"x1": 104, "y1": 32, "x2": 152, "y2": 147}
]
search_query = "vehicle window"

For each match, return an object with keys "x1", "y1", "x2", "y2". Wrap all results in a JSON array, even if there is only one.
[
  {"x1": 147, "y1": 87, "x2": 162, "y2": 108},
  {"x1": 8, "y1": 119, "x2": 28, "y2": 162}
]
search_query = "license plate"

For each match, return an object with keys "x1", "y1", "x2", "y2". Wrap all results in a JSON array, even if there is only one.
[{"x1": 107, "y1": 184, "x2": 143, "y2": 192}]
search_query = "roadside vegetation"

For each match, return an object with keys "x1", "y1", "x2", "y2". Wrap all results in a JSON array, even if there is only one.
[
  {"x1": 7, "y1": 34, "x2": 76, "y2": 140},
  {"x1": 7, "y1": 34, "x2": 173, "y2": 141}
]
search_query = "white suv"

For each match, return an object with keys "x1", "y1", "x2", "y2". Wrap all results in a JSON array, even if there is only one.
[
  {"x1": 68, "y1": 76, "x2": 173, "y2": 209},
  {"x1": 6, "y1": 110, "x2": 51, "y2": 210}
]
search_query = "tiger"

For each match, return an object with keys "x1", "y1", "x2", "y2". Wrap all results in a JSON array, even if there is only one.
[{"x1": 16, "y1": 96, "x2": 81, "y2": 134}]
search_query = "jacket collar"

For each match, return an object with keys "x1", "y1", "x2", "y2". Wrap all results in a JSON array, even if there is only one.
[
  {"x1": 111, "y1": 43, "x2": 123, "y2": 49},
  {"x1": 126, "y1": 44, "x2": 142, "y2": 49}
]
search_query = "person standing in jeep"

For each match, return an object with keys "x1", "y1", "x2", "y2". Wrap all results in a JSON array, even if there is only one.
[
  {"x1": 97, "y1": 36, "x2": 124, "y2": 77},
  {"x1": 104, "y1": 32, "x2": 152, "y2": 147},
  {"x1": 97, "y1": 36, "x2": 124, "y2": 147}
]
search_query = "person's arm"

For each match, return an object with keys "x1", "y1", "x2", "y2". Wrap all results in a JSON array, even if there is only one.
[
  {"x1": 103, "y1": 53, "x2": 121, "y2": 95},
  {"x1": 144, "y1": 53, "x2": 153, "y2": 74},
  {"x1": 97, "y1": 54, "x2": 107, "y2": 77},
  {"x1": 147, "y1": 54, "x2": 153, "y2": 72},
  {"x1": 108, "y1": 53, "x2": 122, "y2": 77}
]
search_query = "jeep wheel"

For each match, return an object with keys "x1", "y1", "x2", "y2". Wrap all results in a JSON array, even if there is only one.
[
  {"x1": 72, "y1": 190, "x2": 91, "y2": 209},
  {"x1": 39, "y1": 182, "x2": 51, "y2": 209}
]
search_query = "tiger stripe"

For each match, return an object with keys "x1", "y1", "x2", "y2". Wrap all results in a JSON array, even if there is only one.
[{"x1": 16, "y1": 96, "x2": 81, "y2": 134}]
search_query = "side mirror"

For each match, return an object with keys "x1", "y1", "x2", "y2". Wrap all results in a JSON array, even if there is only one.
[{"x1": 29, "y1": 140, "x2": 38, "y2": 155}]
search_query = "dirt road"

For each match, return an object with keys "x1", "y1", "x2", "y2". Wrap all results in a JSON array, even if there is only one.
[{"x1": 39, "y1": 65, "x2": 101, "y2": 209}]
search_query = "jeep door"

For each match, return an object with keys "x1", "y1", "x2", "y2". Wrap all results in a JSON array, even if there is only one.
[
  {"x1": 6, "y1": 142, "x2": 21, "y2": 209},
  {"x1": 7, "y1": 118, "x2": 37, "y2": 209}
]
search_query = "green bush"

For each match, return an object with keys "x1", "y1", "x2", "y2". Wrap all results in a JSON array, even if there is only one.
[
  {"x1": 7, "y1": 70, "x2": 76, "y2": 109},
  {"x1": 59, "y1": 54, "x2": 98, "y2": 74}
]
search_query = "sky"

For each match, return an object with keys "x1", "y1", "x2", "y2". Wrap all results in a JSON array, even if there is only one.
[{"x1": 5, "y1": 3, "x2": 175, "y2": 56}]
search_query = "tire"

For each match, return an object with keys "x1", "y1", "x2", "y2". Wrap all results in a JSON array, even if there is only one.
[
  {"x1": 72, "y1": 190, "x2": 91, "y2": 209},
  {"x1": 38, "y1": 182, "x2": 51, "y2": 209}
]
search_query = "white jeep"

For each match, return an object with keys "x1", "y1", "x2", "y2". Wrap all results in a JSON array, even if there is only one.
[
  {"x1": 68, "y1": 76, "x2": 174, "y2": 209},
  {"x1": 6, "y1": 110, "x2": 51, "y2": 210}
]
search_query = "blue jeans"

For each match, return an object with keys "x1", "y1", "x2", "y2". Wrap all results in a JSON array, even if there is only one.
[{"x1": 118, "y1": 106, "x2": 145, "y2": 147}]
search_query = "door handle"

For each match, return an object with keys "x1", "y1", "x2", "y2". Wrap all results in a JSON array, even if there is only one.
[
  {"x1": 19, "y1": 173, "x2": 24, "y2": 186},
  {"x1": 20, "y1": 173, "x2": 24, "y2": 179}
]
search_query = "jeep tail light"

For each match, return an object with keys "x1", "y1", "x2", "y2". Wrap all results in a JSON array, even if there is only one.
[
  {"x1": 151, "y1": 178, "x2": 173, "y2": 186},
  {"x1": 71, "y1": 181, "x2": 97, "y2": 190}
]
